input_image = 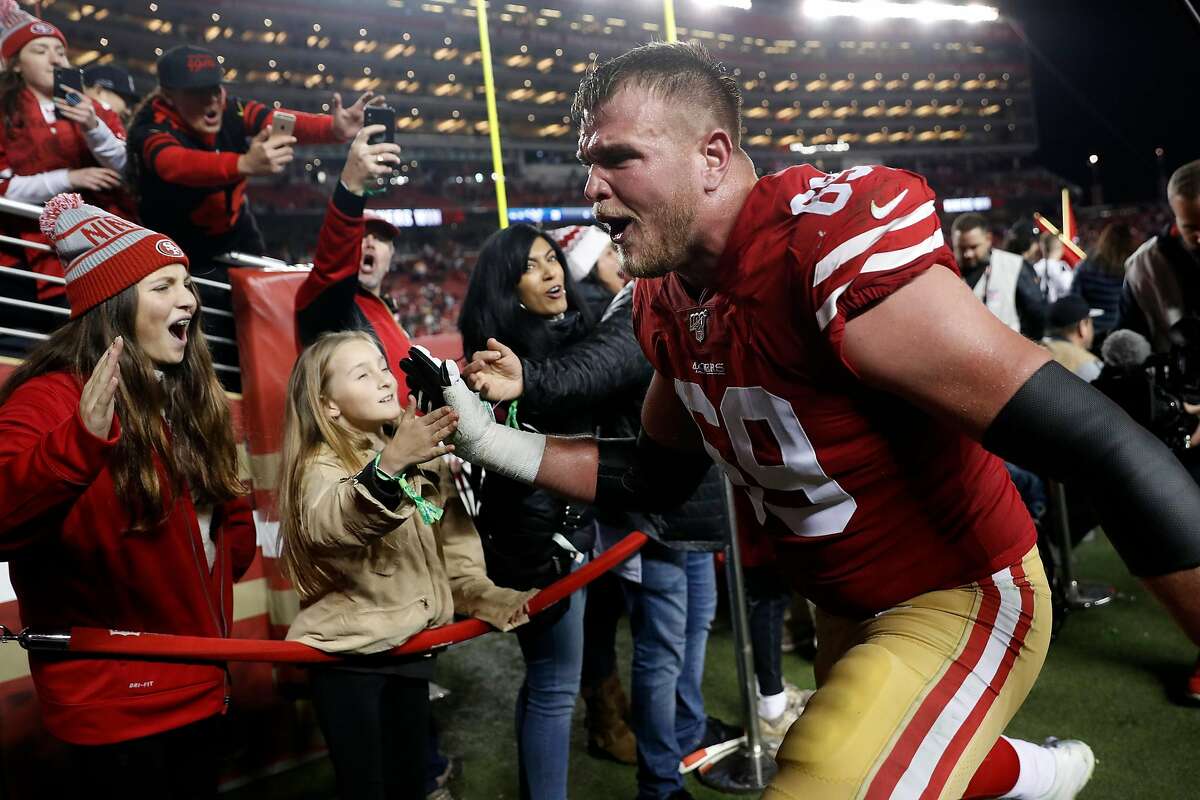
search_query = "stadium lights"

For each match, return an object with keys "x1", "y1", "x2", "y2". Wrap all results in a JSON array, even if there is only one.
[
  {"x1": 803, "y1": 1, "x2": 999, "y2": 23},
  {"x1": 789, "y1": 141, "x2": 851, "y2": 154}
]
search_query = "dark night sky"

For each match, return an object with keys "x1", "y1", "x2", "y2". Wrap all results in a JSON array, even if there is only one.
[{"x1": 1002, "y1": 0, "x2": 1200, "y2": 204}]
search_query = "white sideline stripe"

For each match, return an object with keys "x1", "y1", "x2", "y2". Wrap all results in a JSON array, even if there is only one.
[
  {"x1": 812, "y1": 199, "x2": 936, "y2": 287},
  {"x1": 862, "y1": 228, "x2": 945, "y2": 274},
  {"x1": 889, "y1": 567, "x2": 1024, "y2": 799},
  {"x1": 816, "y1": 283, "x2": 850, "y2": 330}
]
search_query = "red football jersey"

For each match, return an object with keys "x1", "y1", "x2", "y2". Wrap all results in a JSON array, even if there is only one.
[{"x1": 634, "y1": 164, "x2": 1036, "y2": 617}]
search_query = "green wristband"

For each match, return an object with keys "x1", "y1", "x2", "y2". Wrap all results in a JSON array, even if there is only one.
[
  {"x1": 397, "y1": 475, "x2": 443, "y2": 524},
  {"x1": 372, "y1": 453, "x2": 443, "y2": 524}
]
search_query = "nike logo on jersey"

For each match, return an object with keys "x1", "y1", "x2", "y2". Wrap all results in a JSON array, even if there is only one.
[{"x1": 870, "y1": 189, "x2": 908, "y2": 219}]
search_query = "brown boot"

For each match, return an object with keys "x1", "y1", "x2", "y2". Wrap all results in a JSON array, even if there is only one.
[{"x1": 582, "y1": 671, "x2": 638, "y2": 764}]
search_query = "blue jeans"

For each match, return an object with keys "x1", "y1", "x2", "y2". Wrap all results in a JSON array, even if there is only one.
[
  {"x1": 744, "y1": 566, "x2": 792, "y2": 697},
  {"x1": 515, "y1": 569, "x2": 586, "y2": 800},
  {"x1": 1005, "y1": 462, "x2": 1047, "y2": 522},
  {"x1": 622, "y1": 547, "x2": 718, "y2": 800}
]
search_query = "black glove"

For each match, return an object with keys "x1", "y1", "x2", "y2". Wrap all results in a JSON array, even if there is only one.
[{"x1": 399, "y1": 347, "x2": 452, "y2": 413}]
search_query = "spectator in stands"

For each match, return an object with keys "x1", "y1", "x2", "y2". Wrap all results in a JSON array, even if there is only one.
[
  {"x1": 128, "y1": 44, "x2": 375, "y2": 271},
  {"x1": 552, "y1": 223, "x2": 627, "y2": 317},
  {"x1": 463, "y1": 278, "x2": 738, "y2": 800},
  {"x1": 296, "y1": 125, "x2": 407, "y2": 361},
  {"x1": 1003, "y1": 216, "x2": 1042, "y2": 266},
  {"x1": 82, "y1": 64, "x2": 140, "y2": 125},
  {"x1": 277, "y1": 330, "x2": 534, "y2": 800},
  {"x1": 952, "y1": 212, "x2": 1046, "y2": 339},
  {"x1": 1032, "y1": 231, "x2": 1074, "y2": 303},
  {"x1": 0, "y1": 0, "x2": 132, "y2": 344},
  {"x1": 1043, "y1": 295, "x2": 1103, "y2": 382},
  {"x1": 294, "y1": 127, "x2": 461, "y2": 797},
  {"x1": 0, "y1": 194, "x2": 254, "y2": 797},
  {"x1": 457, "y1": 224, "x2": 596, "y2": 800},
  {"x1": 1118, "y1": 159, "x2": 1200, "y2": 352},
  {"x1": 1072, "y1": 222, "x2": 1135, "y2": 347}
]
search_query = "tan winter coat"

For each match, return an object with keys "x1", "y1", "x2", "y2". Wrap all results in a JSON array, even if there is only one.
[{"x1": 286, "y1": 444, "x2": 536, "y2": 654}]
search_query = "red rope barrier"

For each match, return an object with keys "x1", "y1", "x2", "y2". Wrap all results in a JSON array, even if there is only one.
[{"x1": 51, "y1": 532, "x2": 649, "y2": 664}]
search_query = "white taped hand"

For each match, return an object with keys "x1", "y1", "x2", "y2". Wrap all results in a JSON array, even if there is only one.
[{"x1": 441, "y1": 367, "x2": 546, "y2": 484}]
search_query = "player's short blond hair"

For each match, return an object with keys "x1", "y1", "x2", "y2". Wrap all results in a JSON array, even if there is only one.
[{"x1": 571, "y1": 41, "x2": 742, "y2": 147}]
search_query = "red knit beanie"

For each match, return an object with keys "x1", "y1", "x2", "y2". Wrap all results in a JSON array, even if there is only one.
[
  {"x1": 39, "y1": 194, "x2": 190, "y2": 318},
  {"x1": 0, "y1": 0, "x2": 66, "y2": 62}
]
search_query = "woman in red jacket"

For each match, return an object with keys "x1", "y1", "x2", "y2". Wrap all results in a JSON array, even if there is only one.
[
  {"x1": 0, "y1": 0, "x2": 134, "y2": 327},
  {"x1": 0, "y1": 194, "x2": 254, "y2": 797}
]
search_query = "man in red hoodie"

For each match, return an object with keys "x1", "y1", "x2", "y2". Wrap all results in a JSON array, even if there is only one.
[
  {"x1": 296, "y1": 124, "x2": 409, "y2": 376},
  {"x1": 128, "y1": 44, "x2": 375, "y2": 271}
]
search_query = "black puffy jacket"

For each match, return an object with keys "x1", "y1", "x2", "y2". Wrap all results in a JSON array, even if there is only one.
[
  {"x1": 475, "y1": 311, "x2": 600, "y2": 590},
  {"x1": 521, "y1": 282, "x2": 728, "y2": 551}
]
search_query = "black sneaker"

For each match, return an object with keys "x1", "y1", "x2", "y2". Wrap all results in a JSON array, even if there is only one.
[{"x1": 697, "y1": 716, "x2": 743, "y2": 750}]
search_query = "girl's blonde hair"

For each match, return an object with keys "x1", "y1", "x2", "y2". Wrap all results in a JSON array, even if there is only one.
[{"x1": 277, "y1": 331, "x2": 380, "y2": 599}]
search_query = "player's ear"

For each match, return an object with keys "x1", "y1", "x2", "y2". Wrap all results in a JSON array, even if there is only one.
[{"x1": 700, "y1": 127, "x2": 734, "y2": 192}]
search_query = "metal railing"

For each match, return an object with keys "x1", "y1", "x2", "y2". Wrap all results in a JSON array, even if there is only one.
[{"x1": 0, "y1": 195, "x2": 319, "y2": 388}]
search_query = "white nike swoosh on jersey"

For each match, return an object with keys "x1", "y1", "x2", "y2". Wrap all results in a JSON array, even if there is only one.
[{"x1": 870, "y1": 188, "x2": 909, "y2": 219}]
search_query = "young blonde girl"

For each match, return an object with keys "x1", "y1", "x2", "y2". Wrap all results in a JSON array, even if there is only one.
[{"x1": 278, "y1": 331, "x2": 535, "y2": 799}]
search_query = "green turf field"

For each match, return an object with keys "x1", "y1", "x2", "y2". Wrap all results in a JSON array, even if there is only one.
[{"x1": 229, "y1": 534, "x2": 1197, "y2": 798}]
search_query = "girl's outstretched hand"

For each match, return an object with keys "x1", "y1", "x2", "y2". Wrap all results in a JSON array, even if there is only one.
[{"x1": 377, "y1": 398, "x2": 458, "y2": 475}]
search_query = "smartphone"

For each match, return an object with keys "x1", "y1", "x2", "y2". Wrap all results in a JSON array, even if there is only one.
[
  {"x1": 53, "y1": 67, "x2": 84, "y2": 101},
  {"x1": 270, "y1": 111, "x2": 296, "y2": 139},
  {"x1": 364, "y1": 105, "x2": 396, "y2": 144}
]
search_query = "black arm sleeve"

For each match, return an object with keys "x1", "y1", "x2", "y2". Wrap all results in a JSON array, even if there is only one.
[
  {"x1": 594, "y1": 431, "x2": 714, "y2": 514},
  {"x1": 521, "y1": 286, "x2": 654, "y2": 415},
  {"x1": 983, "y1": 360, "x2": 1200, "y2": 577}
]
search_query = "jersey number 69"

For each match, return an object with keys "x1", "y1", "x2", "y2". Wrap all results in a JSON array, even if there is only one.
[{"x1": 675, "y1": 380, "x2": 857, "y2": 538}]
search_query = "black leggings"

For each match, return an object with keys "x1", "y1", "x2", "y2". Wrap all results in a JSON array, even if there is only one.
[
  {"x1": 68, "y1": 714, "x2": 222, "y2": 799},
  {"x1": 309, "y1": 667, "x2": 431, "y2": 800}
]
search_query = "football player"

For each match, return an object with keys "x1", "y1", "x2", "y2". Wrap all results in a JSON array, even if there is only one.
[{"x1": 407, "y1": 43, "x2": 1200, "y2": 800}]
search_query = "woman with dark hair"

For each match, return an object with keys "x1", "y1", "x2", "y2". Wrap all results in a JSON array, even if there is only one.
[
  {"x1": 1072, "y1": 222, "x2": 1136, "y2": 345},
  {"x1": 0, "y1": 194, "x2": 255, "y2": 797},
  {"x1": 457, "y1": 223, "x2": 595, "y2": 800},
  {"x1": 0, "y1": 0, "x2": 133, "y2": 345}
]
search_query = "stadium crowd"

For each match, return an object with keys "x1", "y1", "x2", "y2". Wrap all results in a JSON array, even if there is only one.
[{"x1": 2, "y1": 2, "x2": 1200, "y2": 800}]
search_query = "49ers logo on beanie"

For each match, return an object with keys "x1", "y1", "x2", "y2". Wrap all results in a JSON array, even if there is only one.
[
  {"x1": 39, "y1": 194, "x2": 190, "y2": 318},
  {"x1": 0, "y1": 0, "x2": 66, "y2": 61}
]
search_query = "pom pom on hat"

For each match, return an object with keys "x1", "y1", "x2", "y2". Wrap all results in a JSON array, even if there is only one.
[
  {"x1": 39, "y1": 192, "x2": 84, "y2": 238},
  {"x1": 40, "y1": 193, "x2": 189, "y2": 318}
]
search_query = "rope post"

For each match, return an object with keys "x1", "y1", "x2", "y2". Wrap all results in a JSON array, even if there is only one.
[
  {"x1": 1047, "y1": 480, "x2": 1115, "y2": 611},
  {"x1": 476, "y1": 0, "x2": 509, "y2": 229},
  {"x1": 699, "y1": 476, "x2": 778, "y2": 792},
  {"x1": 663, "y1": 0, "x2": 678, "y2": 42}
]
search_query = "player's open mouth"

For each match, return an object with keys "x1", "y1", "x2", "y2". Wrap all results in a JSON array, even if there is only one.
[
  {"x1": 361, "y1": 253, "x2": 375, "y2": 272},
  {"x1": 203, "y1": 109, "x2": 220, "y2": 125},
  {"x1": 168, "y1": 317, "x2": 190, "y2": 344},
  {"x1": 598, "y1": 215, "x2": 633, "y2": 243},
  {"x1": 546, "y1": 285, "x2": 563, "y2": 300},
  {"x1": 379, "y1": 393, "x2": 394, "y2": 404}
]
